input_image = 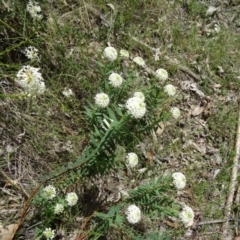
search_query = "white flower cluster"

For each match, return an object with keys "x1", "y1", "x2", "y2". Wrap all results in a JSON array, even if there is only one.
[
  {"x1": 108, "y1": 72, "x2": 123, "y2": 88},
  {"x1": 102, "y1": 46, "x2": 118, "y2": 61},
  {"x1": 133, "y1": 92, "x2": 145, "y2": 102},
  {"x1": 62, "y1": 87, "x2": 74, "y2": 97},
  {"x1": 54, "y1": 203, "x2": 64, "y2": 214},
  {"x1": 43, "y1": 227, "x2": 55, "y2": 240},
  {"x1": 26, "y1": 1, "x2": 43, "y2": 20},
  {"x1": 43, "y1": 185, "x2": 56, "y2": 200},
  {"x1": 95, "y1": 93, "x2": 110, "y2": 108},
  {"x1": 125, "y1": 204, "x2": 141, "y2": 224},
  {"x1": 156, "y1": 68, "x2": 168, "y2": 81},
  {"x1": 164, "y1": 84, "x2": 176, "y2": 96},
  {"x1": 179, "y1": 205, "x2": 194, "y2": 226},
  {"x1": 126, "y1": 96, "x2": 146, "y2": 119},
  {"x1": 133, "y1": 56, "x2": 145, "y2": 66},
  {"x1": 172, "y1": 172, "x2": 186, "y2": 190},
  {"x1": 15, "y1": 65, "x2": 45, "y2": 96},
  {"x1": 170, "y1": 107, "x2": 181, "y2": 119},
  {"x1": 120, "y1": 49, "x2": 129, "y2": 58},
  {"x1": 24, "y1": 46, "x2": 40, "y2": 62},
  {"x1": 126, "y1": 152, "x2": 138, "y2": 168},
  {"x1": 66, "y1": 192, "x2": 78, "y2": 206}
]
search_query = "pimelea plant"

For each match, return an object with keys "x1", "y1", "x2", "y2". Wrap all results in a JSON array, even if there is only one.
[
  {"x1": 126, "y1": 152, "x2": 139, "y2": 168},
  {"x1": 15, "y1": 65, "x2": 46, "y2": 96},
  {"x1": 171, "y1": 107, "x2": 181, "y2": 119},
  {"x1": 156, "y1": 68, "x2": 168, "y2": 81},
  {"x1": 26, "y1": 0, "x2": 43, "y2": 21},
  {"x1": 33, "y1": 185, "x2": 78, "y2": 239},
  {"x1": 65, "y1": 47, "x2": 187, "y2": 238},
  {"x1": 172, "y1": 172, "x2": 187, "y2": 190},
  {"x1": 5, "y1": 0, "x2": 238, "y2": 238},
  {"x1": 27, "y1": 44, "x2": 190, "y2": 238},
  {"x1": 23, "y1": 46, "x2": 40, "y2": 62}
]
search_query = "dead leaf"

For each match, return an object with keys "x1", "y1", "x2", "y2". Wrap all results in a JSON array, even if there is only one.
[
  {"x1": 180, "y1": 81, "x2": 205, "y2": 97},
  {"x1": 106, "y1": 3, "x2": 115, "y2": 11},
  {"x1": 191, "y1": 98, "x2": 212, "y2": 117},
  {"x1": 191, "y1": 105, "x2": 205, "y2": 116},
  {"x1": 165, "y1": 220, "x2": 178, "y2": 228},
  {"x1": 211, "y1": 83, "x2": 221, "y2": 90},
  {"x1": 206, "y1": 6, "x2": 218, "y2": 17},
  {"x1": 146, "y1": 151, "x2": 154, "y2": 165},
  {"x1": 0, "y1": 223, "x2": 17, "y2": 240},
  {"x1": 154, "y1": 48, "x2": 161, "y2": 61},
  {"x1": 156, "y1": 122, "x2": 164, "y2": 136}
]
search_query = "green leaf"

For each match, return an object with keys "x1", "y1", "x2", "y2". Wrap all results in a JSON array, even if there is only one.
[
  {"x1": 115, "y1": 214, "x2": 124, "y2": 226},
  {"x1": 95, "y1": 212, "x2": 108, "y2": 219},
  {"x1": 107, "y1": 107, "x2": 117, "y2": 121},
  {"x1": 93, "y1": 125, "x2": 101, "y2": 137},
  {"x1": 84, "y1": 106, "x2": 92, "y2": 118},
  {"x1": 113, "y1": 104, "x2": 123, "y2": 117}
]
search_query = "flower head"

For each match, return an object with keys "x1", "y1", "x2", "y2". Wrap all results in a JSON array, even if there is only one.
[
  {"x1": 170, "y1": 107, "x2": 181, "y2": 119},
  {"x1": 120, "y1": 49, "x2": 130, "y2": 58},
  {"x1": 43, "y1": 227, "x2": 55, "y2": 240},
  {"x1": 164, "y1": 84, "x2": 176, "y2": 96},
  {"x1": 125, "y1": 205, "x2": 141, "y2": 224},
  {"x1": 102, "y1": 46, "x2": 117, "y2": 61},
  {"x1": 15, "y1": 65, "x2": 45, "y2": 96},
  {"x1": 126, "y1": 153, "x2": 138, "y2": 168},
  {"x1": 62, "y1": 87, "x2": 74, "y2": 97},
  {"x1": 133, "y1": 57, "x2": 145, "y2": 66},
  {"x1": 54, "y1": 203, "x2": 64, "y2": 214},
  {"x1": 26, "y1": 1, "x2": 43, "y2": 20},
  {"x1": 108, "y1": 72, "x2": 123, "y2": 88},
  {"x1": 126, "y1": 97, "x2": 146, "y2": 119},
  {"x1": 23, "y1": 46, "x2": 40, "y2": 61},
  {"x1": 95, "y1": 93, "x2": 110, "y2": 108},
  {"x1": 172, "y1": 172, "x2": 186, "y2": 190},
  {"x1": 66, "y1": 192, "x2": 78, "y2": 206},
  {"x1": 43, "y1": 185, "x2": 56, "y2": 200},
  {"x1": 179, "y1": 205, "x2": 194, "y2": 226},
  {"x1": 133, "y1": 92, "x2": 145, "y2": 102},
  {"x1": 156, "y1": 68, "x2": 168, "y2": 81}
]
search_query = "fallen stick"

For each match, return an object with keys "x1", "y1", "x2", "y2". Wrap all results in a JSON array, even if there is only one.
[
  {"x1": 198, "y1": 219, "x2": 226, "y2": 225},
  {"x1": 198, "y1": 218, "x2": 240, "y2": 226},
  {"x1": 221, "y1": 100, "x2": 240, "y2": 236}
]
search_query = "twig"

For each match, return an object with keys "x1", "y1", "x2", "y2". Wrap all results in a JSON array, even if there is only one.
[
  {"x1": 198, "y1": 219, "x2": 226, "y2": 225},
  {"x1": 221, "y1": 99, "x2": 240, "y2": 235},
  {"x1": 197, "y1": 231, "x2": 223, "y2": 236},
  {"x1": 77, "y1": 211, "x2": 96, "y2": 240}
]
